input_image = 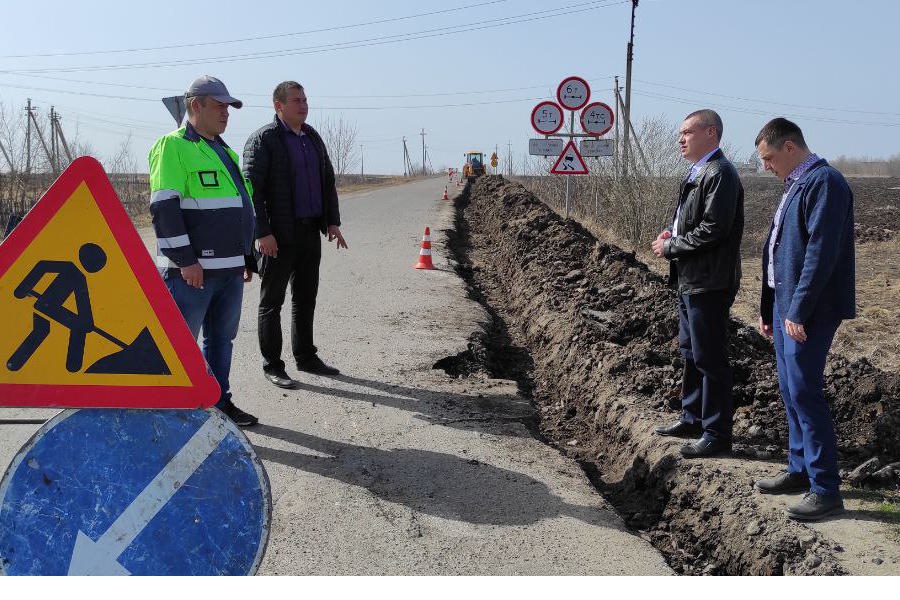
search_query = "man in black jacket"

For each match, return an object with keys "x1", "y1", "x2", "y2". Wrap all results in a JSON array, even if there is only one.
[
  {"x1": 650, "y1": 109, "x2": 744, "y2": 458},
  {"x1": 243, "y1": 81, "x2": 347, "y2": 388}
]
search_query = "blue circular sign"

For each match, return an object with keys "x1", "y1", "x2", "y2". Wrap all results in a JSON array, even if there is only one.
[{"x1": 0, "y1": 408, "x2": 270, "y2": 575}]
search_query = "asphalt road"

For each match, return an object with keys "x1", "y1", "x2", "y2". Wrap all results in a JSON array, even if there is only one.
[{"x1": 0, "y1": 176, "x2": 670, "y2": 575}]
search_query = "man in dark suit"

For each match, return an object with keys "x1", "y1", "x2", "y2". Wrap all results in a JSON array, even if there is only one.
[
  {"x1": 753, "y1": 118, "x2": 855, "y2": 521},
  {"x1": 243, "y1": 81, "x2": 348, "y2": 389},
  {"x1": 651, "y1": 109, "x2": 744, "y2": 458}
]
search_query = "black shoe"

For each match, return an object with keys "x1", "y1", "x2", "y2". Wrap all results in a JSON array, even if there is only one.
[
  {"x1": 785, "y1": 492, "x2": 844, "y2": 521},
  {"x1": 680, "y1": 436, "x2": 731, "y2": 458},
  {"x1": 220, "y1": 401, "x2": 258, "y2": 427},
  {"x1": 755, "y1": 471, "x2": 809, "y2": 495},
  {"x1": 655, "y1": 420, "x2": 702, "y2": 437},
  {"x1": 296, "y1": 355, "x2": 340, "y2": 376},
  {"x1": 264, "y1": 369, "x2": 296, "y2": 389}
]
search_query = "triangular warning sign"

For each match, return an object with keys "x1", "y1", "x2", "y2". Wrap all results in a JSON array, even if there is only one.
[
  {"x1": 0, "y1": 157, "x2": 220, "y2": 409},
  {"x1": 550, "y1": 140, "x2": 589, "y2": 175}
]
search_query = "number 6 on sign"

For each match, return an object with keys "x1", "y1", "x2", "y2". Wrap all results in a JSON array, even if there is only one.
[{"x1": 556, "y1": 76, "x2": 591, "y2": 111}]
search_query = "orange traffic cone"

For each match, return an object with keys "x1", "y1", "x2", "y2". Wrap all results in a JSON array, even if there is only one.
[
  {"x1": 441, "y1": 187, "x2": 448, "y2": 201},
  {"x1": 414, "y1": 227, "x2": 434, "y2": 270}
]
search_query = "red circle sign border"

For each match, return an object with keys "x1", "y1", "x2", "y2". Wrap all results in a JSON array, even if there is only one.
[
  {"x1": 556, "y1": 76, "x2": 591, "y2": 111},
  {"x1": 580, "y1": 101, "x2": 615, "y2": 136},
  {"x1": 531, "y1": 101, "x2": 564, "y2": 135}
]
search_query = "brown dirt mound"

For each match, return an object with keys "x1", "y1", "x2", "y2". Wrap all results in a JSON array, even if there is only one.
[{"x1": 450, "y1": 176, "x2": 900, "y2": 575}]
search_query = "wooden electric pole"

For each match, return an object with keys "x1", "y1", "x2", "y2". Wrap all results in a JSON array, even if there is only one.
[
  {"x1": 25, "y1": 99, "x2": 32, "y2": 176},
  {"x1": 614, "y1": 76, "x2": 621, "y2": 178},
  {"x1": 419, "y1": 128, "x2": 427, "y2": 175},
  {"x1": 622, "y1": 0, "x2": 638, "y2": 177}
]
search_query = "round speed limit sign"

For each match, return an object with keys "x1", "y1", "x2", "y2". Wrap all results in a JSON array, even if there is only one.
[
  {"x1": 580, "y1": 102, "x2": 615, "y2": 136},
  {"x1": 531, "y1": 101, "x2": 563, "y2": 135},
  {"x1": 556, "y1": 76, "x2": 591, "y2": 111}
]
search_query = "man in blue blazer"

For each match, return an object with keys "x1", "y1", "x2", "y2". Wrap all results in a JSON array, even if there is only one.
[{"x1": 754, "y1": 118, "x2": 855, "y2": 521}]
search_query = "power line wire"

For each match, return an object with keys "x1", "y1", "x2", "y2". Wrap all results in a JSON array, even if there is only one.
[
  {"x1": 635, "y1": 78, "x2": 900, "y2": 118},
  {"x1": 632, "y1": 89, "x2": 900, "y2": 127},
  {"x1": 1, "y1": 71, "x2": 588, "y2": 99},
  {"x1": 1, "y1": 1, "x2": 625, "y2": 74},
  {"x1": 0, "y1": 79, "x2": 549, "y2": 109},
  {"x1": 0, "y1": 0, "x2": 512, "y2": 59}
]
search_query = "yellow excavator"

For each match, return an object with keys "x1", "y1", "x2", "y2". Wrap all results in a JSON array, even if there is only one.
[{"x1": 462, "y1": 151, "x2": 486, "y2": 182}]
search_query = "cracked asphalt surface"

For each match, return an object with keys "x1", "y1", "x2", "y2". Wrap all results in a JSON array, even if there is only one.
[{"x1": 0, "y1": 176, "x2": 670, "y2": 575}]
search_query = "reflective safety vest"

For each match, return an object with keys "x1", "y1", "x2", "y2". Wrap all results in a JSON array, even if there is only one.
[{"x1": 149, "y1": 123, "x2": 255, "y2": 278}]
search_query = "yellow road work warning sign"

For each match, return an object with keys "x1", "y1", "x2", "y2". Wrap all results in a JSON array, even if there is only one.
[{"x1": 0, "y1": 157, "x2": 219, "y2": 408}]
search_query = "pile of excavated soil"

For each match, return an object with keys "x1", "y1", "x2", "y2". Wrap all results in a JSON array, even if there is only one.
[{"x1": 449, "y1": 176, "x2": 900, "y2": 575}]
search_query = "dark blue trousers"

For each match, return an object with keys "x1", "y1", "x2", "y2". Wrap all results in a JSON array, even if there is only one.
[
  {"x1": 772, "y1": 305, "x2": 841, "y2": 496},
  {"x1": 677, "y1": 290, "x2": 733, "y2": 442}
]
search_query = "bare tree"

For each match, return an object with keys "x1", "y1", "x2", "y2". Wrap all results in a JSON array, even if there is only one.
[
  {"x1": 105, "y1": 132, "x2": 137, "y2": 174},
  {"x1": 316, "y1": 114, "x2": 359, "y2": 181},
  {"x1": 831, "y1": 154, "x2": 900, "y2": 177}
]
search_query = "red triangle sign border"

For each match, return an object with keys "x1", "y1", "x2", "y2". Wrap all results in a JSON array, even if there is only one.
[
  {"x1": 550, "y1": 140, "x2": 589, "y2": 175},
  {"x1": 0, "y1": 157, "x2": 220, "y2": 409}
]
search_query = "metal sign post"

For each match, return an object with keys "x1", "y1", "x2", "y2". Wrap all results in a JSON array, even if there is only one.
[
  {"x1": 528, "y1": 76, "x2": 617, "y2": 219},
  {"x1": 566, "y1": 110, "x2": 574, "y2": 217}
]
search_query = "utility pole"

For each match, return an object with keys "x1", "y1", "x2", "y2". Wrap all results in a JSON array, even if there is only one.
[
  {"x1": 506, "y1": 141, "x2": 513, "y2": 177},
  {"x1": 25, "y1": 99, "x2": 32, "y2": 176},
  {"x1": 27, "y1": 103, "x2": 56, "y2": 174},
  {"x1": 360, "y1": 144, "x2": 364, "y2": 176},
  {"x1": 402, "y1": 137, "x2": 408, "y2": 176},
  {"x1": 615, "y1": 85, "x2": 650, "y2": 176},
  {"x1": 50, "y1": 107, "x2": 58, "y2": 170},
  {"x1": 614, "y1": 77, "x2": 621, "y2": 178},
  {"x1": 0, "y1": 139, "x2": 14, "y2": 172},
  {"x1": 419, "y1": 128, "x2": 426, "y2": 175},
  {"x1": 54, "y1": 114, "x2": 74, "y2": 164},
  {"x1": 622, "y1": 0, "x2": 638, "y2": 177}
]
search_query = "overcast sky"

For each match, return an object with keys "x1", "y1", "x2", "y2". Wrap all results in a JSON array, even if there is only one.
[{"x1": 2, "y1": 0, "x2": 898, "y2": 174}]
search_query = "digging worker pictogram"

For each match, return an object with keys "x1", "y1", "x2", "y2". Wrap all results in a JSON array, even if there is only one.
[
  {"x1": 8, "y1": 242, "x2": 107, "y2": 373},
  {"x1": 6, "y1": 242, "x2": 171, "y2": 376}
]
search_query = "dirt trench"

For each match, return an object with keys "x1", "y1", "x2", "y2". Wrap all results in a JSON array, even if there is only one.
[{"x1": 443, "y1": 176, "x2": 900, "y2": 575}]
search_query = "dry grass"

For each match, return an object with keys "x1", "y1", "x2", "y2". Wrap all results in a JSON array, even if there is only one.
[
  {"x1": 335, "y1": 175, "x2": 426, "y2": 195},
  {"x1": 730, "y1": 238, "x2": 900, "y2": 372},
  {"x1": 626, "y1": 236, "x2": 900, "y2": 374}
]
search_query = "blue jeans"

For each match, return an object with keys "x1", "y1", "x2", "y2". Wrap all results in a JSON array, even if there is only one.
[
  {"x1": 772, "y1": 305, "x2": 841, "y2": 496},
  {"x1": 164, "y1": 274, "x2": 244, "y2": 409}
]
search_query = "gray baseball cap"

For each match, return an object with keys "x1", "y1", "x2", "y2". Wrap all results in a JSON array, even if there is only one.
[{"x1": 184, "y1": 75, "x2": 243, "y2": 109}]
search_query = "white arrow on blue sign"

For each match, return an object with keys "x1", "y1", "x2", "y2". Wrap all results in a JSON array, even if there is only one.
[{"x1": 0, "y1": 408, "x2": 270, "y2": 575}]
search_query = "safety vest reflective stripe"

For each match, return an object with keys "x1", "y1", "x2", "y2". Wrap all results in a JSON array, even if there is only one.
[
  {"x1": 157, "y1": 234, "x2": 191, "y2": 249},
  {"x1": 180, "y1": 196, "x2": 243, "y2": 210},
  {"x1": 150, "y1": 188, "x2": 182, "y2": 205},
  {"x1": 156, "y1": 255, "x2": 246, "y2": 270}
]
